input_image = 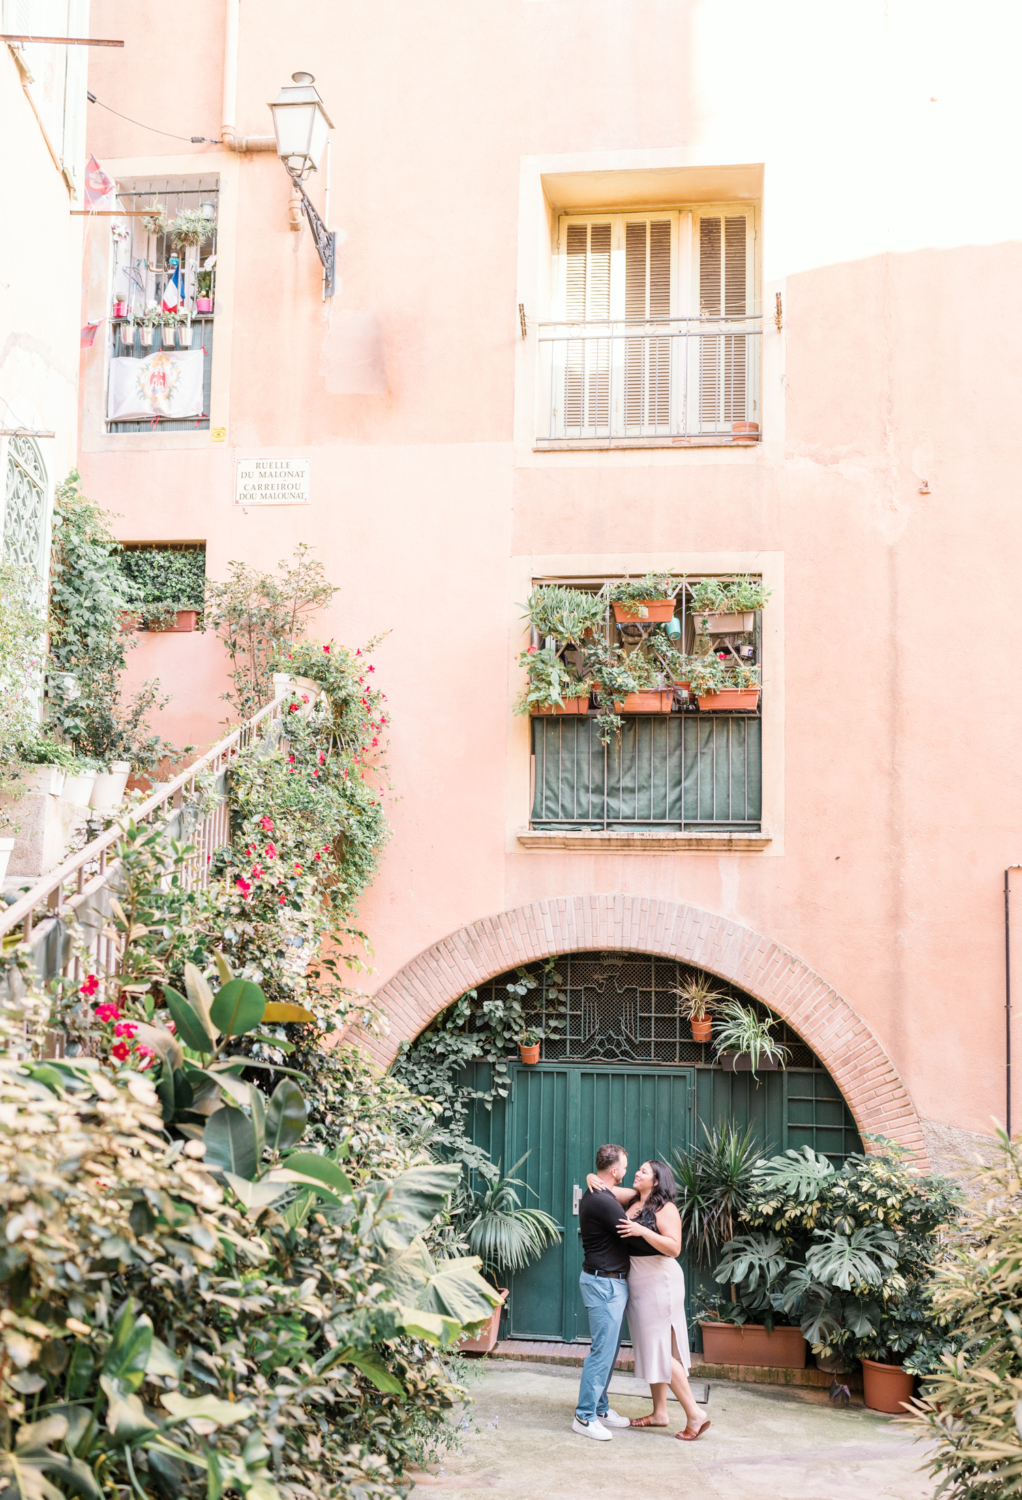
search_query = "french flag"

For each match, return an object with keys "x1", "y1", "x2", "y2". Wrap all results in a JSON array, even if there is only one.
[{"x1": 162, "y1": 255, "x2": 183, "y2": 313}]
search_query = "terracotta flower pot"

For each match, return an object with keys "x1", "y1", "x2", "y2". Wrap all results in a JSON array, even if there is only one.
[
  {"x1": 151, "y1": 609, "x2": 198, "y2": 633},
  {"x1": 459, "y1": 1289, "x2": 508, "y2": 1355},
  {"x1": 699, "y1": 1322, "x2": 806, "y2": 1369},
  {"x1": 612, "y1": 599, "x2": 676, "y2": 624},
  {"x1": 532, "y1": 697, "x2": 590, "y2": 716},
  {"x1": 861, "y1": 1358, "x2": 915, "y2": 1414},
  {"x1": 691, "y1": 611, "x2": 756, "y2": 635},
  {"x1": 732, "y1": 421, "x2": 760, "y2": 445},
  {"x1": 690, "y1": 1018, "x2": 713, "y2": 1043},
  {"x1": 618, "y1": 691, "x2": 675, "y2": 713},
  {"x1": 519, "y1": 1042, "x2": 541, "y2": 1064},
  {"x1": 696, "y1": 688, "x2": 760, "y2": 712}
]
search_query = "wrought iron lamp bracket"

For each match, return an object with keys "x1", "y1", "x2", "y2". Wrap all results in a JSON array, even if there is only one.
[{"x1": 288, "y1": 169, "x2": 336, "y2": 297}]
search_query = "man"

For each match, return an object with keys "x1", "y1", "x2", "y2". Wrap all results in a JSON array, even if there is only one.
[{"x1": 572, "y1": 1143, "x2": 633, "y2": 1440}]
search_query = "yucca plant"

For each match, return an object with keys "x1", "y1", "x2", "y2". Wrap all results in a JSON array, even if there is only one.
[
  {"x1": 712, "y1": 1000, "x2": 790, "y2": 1077},
  {"x1": 457, "y1": 1156, "x2": 562, "y2": 1282},
  {"x1": 672, "y1": 1122, "x2": 766, "y2": 1269}
]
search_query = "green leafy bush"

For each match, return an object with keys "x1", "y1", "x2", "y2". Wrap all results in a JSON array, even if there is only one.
[
  {"x1": 521, "y1": 585, "x2": 606, "y2": 644},
  {"x1": 513, "y1": 645, "x2": 590, "y2": 714},
  {"x1": 688, "y1": 575, "x2": 771, "y2": 616},
  {"x1": 604, "y1": 573, "x2": 680, "y2": 609},
  {"x1": 118, "y1": 546, "x2": 206, "y2": 628}
]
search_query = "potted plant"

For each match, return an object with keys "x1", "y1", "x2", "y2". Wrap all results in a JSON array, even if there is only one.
[
  {"x1": 89, "y1": 761, "x2": 132, "y2": 813},
  {"x1": 170, "y1": 208, "x2": 212, "y2": 249},
  {"x1": 62, "y1": 755, "x2": 102, "y2": 808},
  {"x1": 515, "y1": 645, "x2": 591, "y2": 716},
  {"x1": 519, "y1": 1028, "x2": 543, "y2": 1064},
  {"x1": 606, "y1": 572, "x2": 680, "y2": 625},
  {"x1": 119, "y1": 317, "x2": 135, "y2": 349},
  {"x1": 118, "y1": 545, "x2": 206, "y2": 634},
  {"x1": 688, "y1": 576, "x2": 771, "y2": 637},
  {"x1": 113, "y1": 298, "x2": 127, "y2": 319},
  {"x1": 453, "y1": 1158, "x2": 562, "y2": 1354},
  {"x1": 195, "y1": 256, "x2": 216, "y2": 313},
  {"x1": 712, "y1": 1000, "x2": 790, "y2": 1078},
  {"x1": 141, "y1": 201, "x2": 167, "y2": 237},
  {"x1": 860, "y1": 1355, "x2": 915, "y2": 1413},
  {"x1": 137, "y1": 302, "x2": 160, "y2": 349},
  {"x1": 160, "y1": 312, "x2": 177, "y2": 349},
  {"x1": 521, "y1": 584, "x2": 606, "y2": 645},
  {"x1": 686, "y1": 653, "x2": 761, "y2": 712},
  {"x1": 590, "y1": 647, "x2": 673, "y2": 715},
  {"x1": 673, "y1": 973, "x2": 728, "y2": 1042},
  {"x1": 174, "y1": 310, "x2": 193, "y2": 348},
  {"x1": 13, "y1": 738, "x2": 82, "y2": 799}
]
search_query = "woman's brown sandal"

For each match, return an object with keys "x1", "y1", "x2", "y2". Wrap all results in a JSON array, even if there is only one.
[
  {"x1": 676, "y1": 1419, "x2": 711, "y2": 1441},
  {"x1": 629, "y1": 1415, "x2": 668, "y2": 1427}
]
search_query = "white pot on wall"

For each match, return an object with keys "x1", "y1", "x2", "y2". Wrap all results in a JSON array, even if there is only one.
[
  {"x1": 63, "y1": 770, "x2": 99, "y2": 807},
  {"x1": 89, "y1": 762, "x2": 131, "y2": 813},
  {"x1": 21, "y1": 765, "x2": 66, "y2": 798}
]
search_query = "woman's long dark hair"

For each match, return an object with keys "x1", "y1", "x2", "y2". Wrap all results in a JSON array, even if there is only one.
[{"x1": 635, "y1": 1160, "x2": 677, "y2": 1228}]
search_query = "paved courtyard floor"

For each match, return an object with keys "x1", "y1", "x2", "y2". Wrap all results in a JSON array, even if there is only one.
[{"x1": 408, "y1": 1360, "x2": 936, "y2": 1500}]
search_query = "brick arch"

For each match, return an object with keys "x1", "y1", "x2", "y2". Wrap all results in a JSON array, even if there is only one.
[{"x1": 370, "y1": 895, "x2": 926, "y2": 1163}]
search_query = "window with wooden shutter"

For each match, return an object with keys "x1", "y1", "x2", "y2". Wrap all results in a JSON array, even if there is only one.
[{"x1": 541, "y1": 205, "x2": 758, "y2": 444}]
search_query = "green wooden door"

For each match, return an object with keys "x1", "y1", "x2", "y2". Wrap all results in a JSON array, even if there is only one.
[{"x1": 504, "y1": 1064, "x2": 694, "y2": 1342}]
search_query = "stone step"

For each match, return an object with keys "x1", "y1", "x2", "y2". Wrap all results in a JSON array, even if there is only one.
[{"x1": 489, "y1": 1339, "x2": 862, "y2": 1391}]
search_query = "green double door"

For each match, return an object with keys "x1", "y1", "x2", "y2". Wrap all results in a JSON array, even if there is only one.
[{"x1": 503, "y1": 1065, "x2": 694, "y2": 1343}]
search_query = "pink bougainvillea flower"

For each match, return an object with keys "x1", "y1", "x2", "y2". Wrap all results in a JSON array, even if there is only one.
[
  {"x1": 95, "y1": 1002, "x2": 120, "y2": 1024},
  {"x1": 314, "y1": 852, "x2": 322, "y2": 861},
  {"x1": 293, "y1": 861, "x2": 302, "y2": 874},
  {"x1": 368, "y1": 665, "x2": 375, "y2": 673},
  {"x1": 265, "y1": 842, "x2": 276, "y2": 859},
  {"x1": 260, "y1": 816, "x2": 274, "y2": 831},
  {"x1": 111, "y1": 1040, "x2": 131, "y2": 1062},
  {"x1": 114, "y1": 1021, "x2": 137, "y2": 1039},
  {"x1": 355, "y1": 648, "x2": 361, "y2": 656},
  {"x1": 236, "y1": 876, "x2": 252, "y2": 898},
  {"x1": 301, "y1": 693, "x2": 310, "y2": 703},
  {"x1": 80, "y1": 973, "x2": 100, "y2": 997},
  {"x1": 323, "y1": 643, "x2": 331, "y2": 654},
  {"x1": 251, "y1": 864, "x2": 264, "y2": 881},
  {"x1": 322, "y1": 844, "x2": 330, "y2": 852},
  {"x1": 278, "y1": 893, "x2": 287, "y2": 905},
  {"x1": 312, "y1": 768, "x2": 319, "y2": 777},
  {"x1": 317, "y1": 751, "x2": 325, "y2": 765},
  {"x1": 288, "y1": 754, "x2": 295, "y2": 763},
  {"x1": 372, "y1": 738, "x2": 378, "y2": 747}
]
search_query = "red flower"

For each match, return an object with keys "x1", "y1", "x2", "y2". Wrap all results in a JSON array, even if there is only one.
[
  {"x1": 95, "y1": 1002, "x2": 120, "y2": 1024},
  {"x1": 372, "y1": 738, "x2": 378, "y2": 747},
  {"x1": 114, "y1": 1021, "x2": 137, "y2": 1039},
  {"x1": 527, "y1": 644, "x2": 537, "y2": 655},
  {"x1": 251, "y1": 864, "x2": 264, "y2": 881},
  {"x1": 322, "y1": 844, "x2": 330, "y2": 851},
  {"x1": 323, "y1": 644, "x2": 331, "y2": 654},
  {"x1": 80, "y1": 973, "x2": 100, "y2": 998},
  {"x1": 288, "y1": 702, "x2": 301, "y2": 714},
  {"x1": 111, "y1": 1040, "x2": 131, "y2": 1062},
  {"x1": 135, "y1": 1047, "x2": 156, "y2": 1071},
  {"x1": 368, "y1": 665, "x2": 375, "y2": 673},
  {"x1": 246, "y1": 844, "x2": 256, "y2": 857},
  {"x1": 293, "y1": 861, "x2": 302, "y2": 874},
  {"x1": 312, "y1": 768, "x2": 319, "y2": 777},
  {"x1": 301, "y1": 693, "x2": 310, "y2": 703},
  {"x1": 236, "y1": 875, "x2": 252, "y2": 898},
  {"x1": 317, "y1": 752, "x2": 325, "y2": 765},
  {"x1": 260, "y1": 816, "x2": 274, "y2": 831},
  {"x1": 278, "y1": 893, "x2": 287, "y2": 905},
  {"x1": 314, "y1": 852, "x2": 321, "y2": 861},
  {"x1": 265, "y1": 842, "x2": 276, "y2": 859}
]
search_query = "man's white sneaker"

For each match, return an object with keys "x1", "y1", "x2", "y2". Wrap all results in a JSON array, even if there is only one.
[
  {"x1": 572, "y1": 1416, "x2": 612, "y2": 1440},
  {"x1": 597, "y1": 1409, "x2": 630, "y2": 1428}
]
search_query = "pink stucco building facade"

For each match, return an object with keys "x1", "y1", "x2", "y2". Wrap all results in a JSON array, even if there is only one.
[{"x1": 76, "y1": 0, "x2": 1022, "y2": 1168}]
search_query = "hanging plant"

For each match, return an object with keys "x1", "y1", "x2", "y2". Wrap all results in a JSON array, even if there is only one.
[
  {"x1": 141, "y1": 200, "x2": 167, "y2": 236},
  {"x1": 171, "y1": 208, "x2": 213, "y2": 248}
]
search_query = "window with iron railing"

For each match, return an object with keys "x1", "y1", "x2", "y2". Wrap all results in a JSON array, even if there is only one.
[
  {"x1": 525, "y1": 576, "x2": 764, "y2": 833},
  {"x1": 107, "y1": 177, "x2": 219, "y2": 434},
  {"x1": 537, "y1": 208, "x2": 761, "y2": 446}
]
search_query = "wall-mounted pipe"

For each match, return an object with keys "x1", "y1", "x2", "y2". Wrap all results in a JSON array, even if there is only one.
[
  {"x1": 221, "y1": 0, "x2": 275, "y2": 153},
  {"x1": 1005, "y1": 867, "x2": 1021, "y2": 1137}
]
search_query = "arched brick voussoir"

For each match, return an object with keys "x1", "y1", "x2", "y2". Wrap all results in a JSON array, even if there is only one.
[{"x1": 368, "y1": 895, "x2": 928, "y2": 1167}]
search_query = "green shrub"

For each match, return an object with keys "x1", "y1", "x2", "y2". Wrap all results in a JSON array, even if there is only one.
[{"x1": 118, "y1": 545, "x2": 206, "y2": 628}]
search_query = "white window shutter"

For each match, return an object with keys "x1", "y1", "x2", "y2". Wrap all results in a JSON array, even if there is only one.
[{"x1": 697, "y1": 212, "x2": 751, "y2": 427}]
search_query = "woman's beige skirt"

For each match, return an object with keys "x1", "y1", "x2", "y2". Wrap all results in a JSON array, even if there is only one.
[{"x1": 627, "y1": 1255, "x2": 691, "y2": 1383}]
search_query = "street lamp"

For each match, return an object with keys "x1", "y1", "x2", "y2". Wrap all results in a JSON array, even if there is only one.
[{"x1": 268, "y1": 71, "x2": 336, "y2": 296}]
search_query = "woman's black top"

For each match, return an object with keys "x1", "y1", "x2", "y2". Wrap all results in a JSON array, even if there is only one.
[{"x1": 625, "y1": 1202, "x2": 672, "y2": 1257}]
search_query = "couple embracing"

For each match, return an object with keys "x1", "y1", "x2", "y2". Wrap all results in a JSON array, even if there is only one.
[{"x1": 572, "y1": 1143, "x2": 710, "y2": 1443}]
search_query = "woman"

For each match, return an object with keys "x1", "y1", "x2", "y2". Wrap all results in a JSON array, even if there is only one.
[{"x1": 585, "y1": 1159, "x2": 710, "y2": 1440}]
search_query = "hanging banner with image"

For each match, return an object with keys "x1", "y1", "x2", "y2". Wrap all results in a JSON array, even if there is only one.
[{"x1": 106, "y1": 349, "x2": 205, "y2": 421}]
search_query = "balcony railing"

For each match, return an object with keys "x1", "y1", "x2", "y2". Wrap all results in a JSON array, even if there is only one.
[
  {"x1": 531, "y1": 713, "x2": 761, "y2": 831},
  {"x1": 536, "y1": 314, "x2": 762, "y2": 444}
]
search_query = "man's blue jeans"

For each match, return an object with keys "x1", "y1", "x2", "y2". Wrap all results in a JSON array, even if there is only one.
[{"x1": 575, "y1": 1272, "x2": 629, "y2": 1423}]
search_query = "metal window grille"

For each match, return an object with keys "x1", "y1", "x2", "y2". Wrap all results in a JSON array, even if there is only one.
[{"x1": 3, "y1": 435, "x2": 47, "y2": 589}]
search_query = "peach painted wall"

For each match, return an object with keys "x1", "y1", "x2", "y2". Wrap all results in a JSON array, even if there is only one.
[{"x1": 77, "y1": 0, "x2": 1022, "y2": 1143}]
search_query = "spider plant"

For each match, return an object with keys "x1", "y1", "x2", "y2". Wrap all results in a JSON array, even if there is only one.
[
  {"x1": 456, "y1": 1156, "x2": 563, "y2": 1283},
  {"x1": 712, "y1": 1000, "x2": 790, "y2": 1078},
  {"x1": 671, "y1": 1123, "x2": 767, "y2": 1269},
  {"x1": 672, "y1": 972, "x2": 729, "y2": 1022}
]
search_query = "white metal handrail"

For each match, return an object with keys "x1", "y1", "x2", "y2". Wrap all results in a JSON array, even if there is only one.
[
  {"x1": 0, "y1": 695, "x2": 286, "y2": 987},
  {"x1": 536, "y1": 313, "x2": 763, "y2": 443}
]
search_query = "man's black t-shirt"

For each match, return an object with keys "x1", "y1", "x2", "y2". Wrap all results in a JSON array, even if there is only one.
[{"x1": 579, "y1": 1187, "x2": 631, "y2": 1274}]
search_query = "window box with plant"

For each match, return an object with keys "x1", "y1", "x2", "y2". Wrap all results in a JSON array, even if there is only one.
[
  {"x1": 118, "y1": 545, "x2": 206, "y2": 633},
  {"x1": 713, "y1": 1000, "x2": 789, "y2": 1076},
  {"x1": 689, "y1": 575, "x2": 771, "y2": 637},
  {"x1": 515, "y1": 644, "x2": 591, "y2": 716},
  {"x1": 606, "y1": 572, "x2": 681, "y2": 624},
  {"x1": 687, "y1": 653, "x2": 761, "y2": 712}
]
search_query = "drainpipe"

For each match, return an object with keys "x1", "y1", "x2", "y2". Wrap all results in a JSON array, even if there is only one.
[
  {"x1": 1005, "y1": 867, "x2": 1021, "y2": 1137},
  {"x1": 221, "y1": 0, "x2": 275, "y2": 153}
]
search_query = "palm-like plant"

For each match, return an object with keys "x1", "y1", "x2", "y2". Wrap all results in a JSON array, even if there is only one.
[
  {"x1": 458, "y1": 1157, "x2": 563, "y2": 1282},
  {"x1": 672, "y1": 1123, "x2": 766, "y2": 1269},
  {"x1": 672, "y1": 972, "x2": 729, "y2": 1022}
]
